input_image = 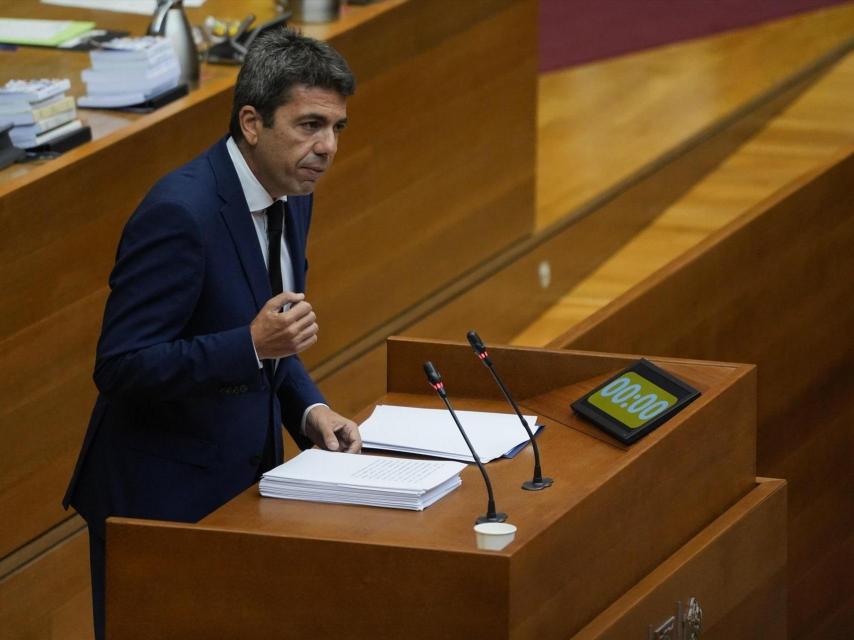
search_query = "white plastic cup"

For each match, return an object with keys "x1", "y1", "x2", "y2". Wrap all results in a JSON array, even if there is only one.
[{"x1": 474, "y1": 522, "x2": 517, "y2": 551}]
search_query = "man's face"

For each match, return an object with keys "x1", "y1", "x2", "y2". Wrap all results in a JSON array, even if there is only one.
[{"x1": 240, "y1": 85, "x2": 348, "y2": 197}]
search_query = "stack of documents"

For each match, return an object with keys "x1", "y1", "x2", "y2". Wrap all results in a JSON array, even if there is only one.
[
  {"x1": 359, "y1": 405, "x2": 542, "y2": 463},
  {"x1": 78, "y1": 36, "x2": 180, "y2": 108},
  {"x1": 260, "y1": 449, "x2": 466, "y2": 511},
  {"x1": 0, "y1": 79, "x2": 82, "y2": 148}
]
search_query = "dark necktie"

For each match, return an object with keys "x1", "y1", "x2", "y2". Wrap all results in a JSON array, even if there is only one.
[
  {"x1": 265, "y1": 200, "x2": 285, "y2": 296},
  {"x1": 261, "y1": 200, "x2": 286, "y2": 470}
]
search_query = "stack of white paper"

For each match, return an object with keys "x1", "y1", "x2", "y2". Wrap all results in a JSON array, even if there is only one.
[
  {"x1": 78, "y1": 36, "x2": 180, "y2": 108},
  {"x1": 359, "y1": 405, "x2": 541, "y2": 463},
  {"x1": 260, "y1": 449, "x2": 466, "y2": 511}
]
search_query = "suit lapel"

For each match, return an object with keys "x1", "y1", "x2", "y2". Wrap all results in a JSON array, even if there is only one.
[
  {"x1": 208, "y1": 139, "x2": 312, "y2": 390},
  {"x1": 209, "y1": 138, "x2": 271, "y2": 311}
]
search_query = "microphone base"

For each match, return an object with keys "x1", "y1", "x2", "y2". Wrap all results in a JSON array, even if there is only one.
[
  {"x1": 476, "y1": 512, "x2": 508, "y2": 524},
  {"x1": 522, "y1": 477, "x2": 554, "y2": 491}
]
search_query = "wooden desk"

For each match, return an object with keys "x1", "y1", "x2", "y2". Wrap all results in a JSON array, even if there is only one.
[
  {"x1": 0, "y1": 0, "x2": 405, "y2": 186},
  {"x1": 107, "y1": 339, "x2": 782, "y2": 639},
  {"x1": 0, "y1": 0, "x2": 536, "y2": 572}
]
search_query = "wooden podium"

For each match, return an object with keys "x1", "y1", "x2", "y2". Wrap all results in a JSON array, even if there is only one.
[{"x1": 106, "y1": 338, "x2": 785, "y2": 639}]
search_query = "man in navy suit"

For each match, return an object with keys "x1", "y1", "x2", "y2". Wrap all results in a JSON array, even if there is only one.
[{"x1": 63, "y1": 29, "x2": 361, "y2": 639}]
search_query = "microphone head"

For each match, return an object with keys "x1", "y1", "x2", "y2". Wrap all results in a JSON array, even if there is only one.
[
  {"x1": 467, "y1": 330, "x2": 487, "y2": 355},
  {"x1": 423, "y1": 361, "x2": 443, "y2": 386}
]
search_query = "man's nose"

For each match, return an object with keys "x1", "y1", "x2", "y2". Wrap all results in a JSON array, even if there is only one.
[{"x1": 314, "y1": 128, "x2": 337, "y2": 156}]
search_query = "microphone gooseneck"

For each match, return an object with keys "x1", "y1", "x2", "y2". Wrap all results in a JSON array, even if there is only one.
[
  {"x1": 423, "y1": 361, "x2": 507, "y2": 524},
  {"x1": 466, "y1": 331, "x2": 554, "y2": 491}
]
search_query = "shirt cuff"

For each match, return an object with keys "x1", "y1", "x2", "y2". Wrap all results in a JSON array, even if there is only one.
[
  {"x1": 301, "y1": 403, "x2": 328, "y2": 435},
  {"x1": 251, "y1": 336, "x2": 263, "y2": 368}
]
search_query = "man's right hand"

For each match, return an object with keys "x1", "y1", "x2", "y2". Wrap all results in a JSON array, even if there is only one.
[{"x1": 250, "y1": 292, "x2": 318, "y2": 359}]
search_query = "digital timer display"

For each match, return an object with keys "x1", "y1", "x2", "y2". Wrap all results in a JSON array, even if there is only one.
[
  {"x1": 588, "y1": 372, "x2": 677, "y2": 429},
  {"x1": 571, "y1": 359, "x2": 700, "y2": 445}
]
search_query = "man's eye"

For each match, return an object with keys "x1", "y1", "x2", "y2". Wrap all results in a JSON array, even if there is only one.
[
  {"x1": 334, "y1": 123, "x2": 347, "y2": 133},
  {"x1": 302, "y1": 121, "x2": 320, "y2": 131}
]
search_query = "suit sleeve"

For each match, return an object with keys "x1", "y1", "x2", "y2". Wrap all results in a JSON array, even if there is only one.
[
  {"x1": 277, "y1": 355, "x2": 326, "y2": 449},
  {"x1": 93, "y1": 199, "x2": 259, "y2": 399}
]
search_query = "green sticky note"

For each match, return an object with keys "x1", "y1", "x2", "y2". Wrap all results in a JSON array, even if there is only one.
[{"x1": 0, "y1": 18, "x2": 97, "y2": 47}]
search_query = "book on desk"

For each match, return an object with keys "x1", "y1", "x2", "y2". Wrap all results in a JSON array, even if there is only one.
[
  {"x1": 78, "y1": 36, "x2": 186, "y2": 110},
  {"x1": 0, "y1": 79, "x2": 89, "y2": 151}
]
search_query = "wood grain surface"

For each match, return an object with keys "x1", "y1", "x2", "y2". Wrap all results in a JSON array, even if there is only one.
[
  {"x1": 550, "y1": 147, "x2": 854, "y2": 639},
  {"x1": 3, "y1": 3, "x2": 851, "y2": 638},
  {"x1": 571, "y1": 478, "x2": 787, "y2": 640},
  {"x1": 537, "y1": 2, "x2": 854, "y2": 229},
  {"x1": 516, "y1": 46, "x2": 854, "y2": 344},
  {"x1": 107, "y1": 343, "x2": 757, "y2": 639}
]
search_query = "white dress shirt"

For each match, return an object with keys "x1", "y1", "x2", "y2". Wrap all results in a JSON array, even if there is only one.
[{"x1": 226, "y1": 136, "x2": 325, "y2": 434}]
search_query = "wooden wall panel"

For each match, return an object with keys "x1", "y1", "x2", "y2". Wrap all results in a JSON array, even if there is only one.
[
  {"x1": 0, "y1": 89, "x2": 228, "y2": 559},
  {"x1": 306, "y1": 0, "x2": 537, "y2": 366},
  {"x1": 550, "y1": 148, "x2": 854, "y2": 638},
  {"x1": 794, "y1": 534, "x2": 854, "y2": 640},
  {"x1": 313, "y1": 66, "x2": 815, "y2": 417},
  {"x1": 0, "y1": 528, "x2": 91, "y2": 640},
  {"x1": 0, "y1": 89, "x2": 233, "y2": 341}
]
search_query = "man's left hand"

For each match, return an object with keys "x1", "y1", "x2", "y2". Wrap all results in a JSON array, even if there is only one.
[{"x1": 305, "y1": 405, "x2": 362, "y2": 453}]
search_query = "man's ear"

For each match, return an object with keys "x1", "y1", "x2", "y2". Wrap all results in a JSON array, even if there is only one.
[{"x1": 238, "y1": 106, "x2": 263, "y2": 146}]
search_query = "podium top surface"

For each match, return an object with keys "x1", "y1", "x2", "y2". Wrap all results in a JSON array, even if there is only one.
[{"x1": 185, "y1": 340, "x2": 753, "y2": 556}]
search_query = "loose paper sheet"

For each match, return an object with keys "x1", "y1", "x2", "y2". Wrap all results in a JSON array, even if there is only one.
[{"x1": 360, "y1": 405, "x2": 541, "y2": 463}]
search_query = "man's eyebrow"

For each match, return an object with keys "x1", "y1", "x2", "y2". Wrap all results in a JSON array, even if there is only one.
[{"x1": 297, "y1": 113, "x2": 348, "y2": 126}]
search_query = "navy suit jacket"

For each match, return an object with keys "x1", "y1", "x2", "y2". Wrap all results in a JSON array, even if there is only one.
[{"x1": 64, "y1": 137, "x2": 325, "y2": 534}]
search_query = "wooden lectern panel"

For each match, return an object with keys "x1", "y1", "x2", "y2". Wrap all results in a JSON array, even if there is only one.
[
  {"x1": 572, "y1": 478, "x2": 787, "y2": 640},
  {"x1": 107, "y1": 340, "x2": 758, "y2": 639}
]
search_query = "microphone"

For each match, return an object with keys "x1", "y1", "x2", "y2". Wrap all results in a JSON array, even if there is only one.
[
  {"x1": 423, "y1": 361, "x2": 507, "y2": 524},
  {"x1": 467, "y1": 330, "x2": 553, "y2": 491}
]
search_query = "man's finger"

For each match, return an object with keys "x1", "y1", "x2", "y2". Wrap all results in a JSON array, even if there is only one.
[
  {"x1": 342, "y1": 437, "x2": 361, "y2": 453},
  {"x1": 338, "y1": 423, "x2": 362, "y2": 453},
  {"x1": 288, "y1": 310, "x2": 317, "y2": 333},
  {"x1": 294, "y1": 333, "x2": 318, "y2": 353},
  {"x1": 267, "y1": 291, "x2": 305, "y2": 310},
  {"x1": 293, "y1": 321, "x2": 319, "y2": 344},
  {"x1": 323, "y1": 425, "x2": 341, "y2": 451}
]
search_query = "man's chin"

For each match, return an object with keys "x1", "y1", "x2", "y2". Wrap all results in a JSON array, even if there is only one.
[
  {"x1": 282, "y1": 180, "x2": 318, "y2": 196},
  {"x1": 297, "y1": 180, "x2": 318, "y2": 194}
]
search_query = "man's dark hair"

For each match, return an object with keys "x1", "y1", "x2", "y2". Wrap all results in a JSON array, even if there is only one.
[{"x1": 229, "y1": 28, "x2": 356, "y2": 142}]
